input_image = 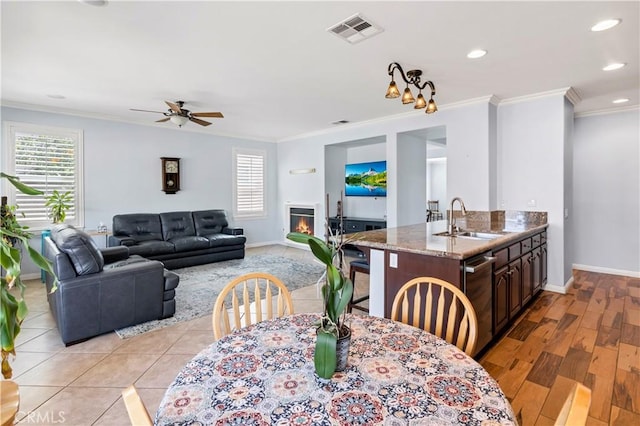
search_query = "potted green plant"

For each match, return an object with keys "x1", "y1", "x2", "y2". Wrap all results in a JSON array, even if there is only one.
[
  {"x1": 1, "y1": 172, "x2": 57, "y2": 379},
  {"x1": 286, "y1": 230, "x2": 353, "y2": 379},
  {"x1": 44, "y1": 189, "x2": 72, "y2": 224}
]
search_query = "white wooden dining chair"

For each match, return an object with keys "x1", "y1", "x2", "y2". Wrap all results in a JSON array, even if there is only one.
[
  {"x1": 1, "y1": 380, "x2": 20, "y2": 426},
  {"x1": 391, "y1": 276, "x2": 478, "y2": 356},
  {"x1": 554, "y1": 383, "x2": 591, "y2": 426},
  {"x1": 212, "y1": 272, "x2": 294, "y2": 340},
  {"x1": 121, "y1": 384, "x2": 153, "y2": 426}
]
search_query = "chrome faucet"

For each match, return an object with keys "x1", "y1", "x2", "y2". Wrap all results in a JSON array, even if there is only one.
[{"x1": 448, "y1": 197, "x2": 467, "y2": 235}]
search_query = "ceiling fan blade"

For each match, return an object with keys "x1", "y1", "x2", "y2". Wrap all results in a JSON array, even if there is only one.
[
  {"x1": 156, "y1": 117, "x2": 170, "y2": 123},
  {"x1": 130, "y1": 108, "x2": 165, "y2": 113},
  {"x1": 189, "y1": 117, "x2": 212, "y2": 127},
  {"x1": 165, "y1": 101, "x2": 182, "y2": 113},
  {"x1": 191, "y1": 112, "x2": 224, "y2": 118}
]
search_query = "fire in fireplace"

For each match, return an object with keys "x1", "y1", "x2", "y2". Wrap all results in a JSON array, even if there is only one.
[{"x1": 290, "y1": 207, "x2": 314, "y2": 235}]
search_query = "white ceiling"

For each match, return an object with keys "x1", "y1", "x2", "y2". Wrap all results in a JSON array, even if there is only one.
[{"x1": 2, "y1": 1, "x2": 638, "y2": 142}]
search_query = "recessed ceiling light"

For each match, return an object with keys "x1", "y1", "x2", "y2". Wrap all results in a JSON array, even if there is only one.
[
  {"x1": 47, "y1": 94, "x2": 66, "y2": 99},
  {"x1": 603, "y1": 63, "x2": 626, "y2": 71},
  {"x1": 78, "y1": 0, "x2": 107, "y2": 6},
  {"x1": 591, "y1": 19, "x2": 621, "y2": 32},
  {"x1": 612, "y1": 98, "x2": 629, "y2": 104},
  {"x1": 467, "y1": 49, "x2": 487, "y2": 59}
]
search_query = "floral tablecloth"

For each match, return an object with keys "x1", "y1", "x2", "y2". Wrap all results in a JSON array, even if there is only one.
[{"x1": 156, "y1": 314, "x2": 516, "y2": 425}]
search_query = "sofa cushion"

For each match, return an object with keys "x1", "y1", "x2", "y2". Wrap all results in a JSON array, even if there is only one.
[
  {"x1": 204, "y1": 233, "x2": 247, "y2": 247},
  {"x1": 50, "y1": 224, "x2": 104, "y2": 276},
  {"x1": 127, "y1": 240, "x2": 175, "y2": 256},
  {"x1": 113, "y1": 214, "x2": 163, "y2": 242},
  {"x1": 193, "y1": 210, "x2": 229, "y2": 236},
  {"x1": 170, "y1": 236, "x2": 210, "y2": 252},
  {"x1": 160, "y1": 211, "x2": 196, "y2": 241}
]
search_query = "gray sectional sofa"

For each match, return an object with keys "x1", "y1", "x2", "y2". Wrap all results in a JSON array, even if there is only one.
[{"x1": 108, "y1": 209, "x2": 246, "y2": 269}]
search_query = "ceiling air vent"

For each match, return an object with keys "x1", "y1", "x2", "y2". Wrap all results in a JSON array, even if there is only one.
[{"x1": 327, "y1": 13, "x2": 384, "y2": 44}]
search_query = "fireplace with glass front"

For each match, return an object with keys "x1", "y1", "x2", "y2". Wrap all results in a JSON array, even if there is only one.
[{"x1": 289, "y1": 207, "x2": 315, "y2": 235}]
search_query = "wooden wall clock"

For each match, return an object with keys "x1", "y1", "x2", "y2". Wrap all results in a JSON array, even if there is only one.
[{"x1": 161, "y1": 157, "x2": 180, "y2": 194}]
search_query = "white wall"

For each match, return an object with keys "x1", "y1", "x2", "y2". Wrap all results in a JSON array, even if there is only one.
[
  {"x1": 573, "y1": 109, "x2": 640, "y2": 273},
  {"x1": 397, "y1": 133, "x2": 426, "y2": 225},
  {"x1": 2, "y1": 106, "x2": 280, "y2": 274},
  {"x1": 278, "y1": 100, "x2": 494, "y2": 235},
  {"x1": 427, "y1": 159, "x2": 447, "y2": 213},
  {"x1": 497, "y1": 94, "x2": 571, "y2": 287}
]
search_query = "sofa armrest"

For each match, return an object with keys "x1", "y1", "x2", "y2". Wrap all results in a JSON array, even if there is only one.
[
  {"x1": 223, "y1": 227, "x2": 244, "y2": 236},
  {"x1": 108, "y1": 235, "x2": 136, "y2": 247},
  {"x1": 100, "y1": 246, "x2": 130, "y2": 264}
]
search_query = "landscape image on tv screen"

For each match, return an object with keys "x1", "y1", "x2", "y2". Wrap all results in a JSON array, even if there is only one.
[{"x1": 345, "y1": 160, "x2": 387, "y2": 197}]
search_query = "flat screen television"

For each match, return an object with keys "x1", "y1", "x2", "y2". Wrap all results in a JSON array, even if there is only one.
[{"x1": 345, "y1": 160, "x2": 387, "y2": 197}]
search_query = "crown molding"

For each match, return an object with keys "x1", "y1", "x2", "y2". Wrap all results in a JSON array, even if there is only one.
[
  {"x1": 574, "y1": 104, "x2": 639, "y2": 118},
  {"x1": 499, "y1": 87, "x2": 581, "y2": 106},
  {"x1": 278, "y1": 95, "x2": 499, "y2": 143}
]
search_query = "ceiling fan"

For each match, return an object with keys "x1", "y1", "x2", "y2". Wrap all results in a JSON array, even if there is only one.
[{"x1": 130, "y1": 100, "x2": 224, "y2": 127}]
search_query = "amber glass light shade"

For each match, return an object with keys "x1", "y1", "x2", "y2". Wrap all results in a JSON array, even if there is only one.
[
  {"x1": 385, "y1": 81, "x2": 400, "y2": 98},
  {"x1": 426, "y1": 97, "x2": 438, "y2": 114},
  {"x1": 414, "y1": 93, "x2": 426, "y2": 109},
  {"x1": 401, "y1": 87, "x2": 415, "y2": 104}
]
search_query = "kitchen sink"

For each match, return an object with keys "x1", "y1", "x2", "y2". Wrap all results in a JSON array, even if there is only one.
[{"x1": 433, "y1": 231, "x2": 503, "y2": 240}]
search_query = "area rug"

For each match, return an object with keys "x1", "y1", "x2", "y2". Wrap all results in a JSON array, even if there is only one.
[{"x1": 115, "y1": 254, "x2": 324, "y2": 339}]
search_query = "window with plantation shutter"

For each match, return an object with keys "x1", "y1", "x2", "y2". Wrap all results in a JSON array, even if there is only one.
[
  {"x1": 3, "y1": 122, "x2": 84, "y2": 229},
  {"x1": 233, "y1": 148, "x2": 266, "y2": 218}
]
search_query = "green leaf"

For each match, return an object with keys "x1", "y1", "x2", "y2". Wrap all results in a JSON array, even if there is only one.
[
  {"x1": 335, "y1": 277, "x2": 354, "y2": 319},
  {"x1": 0, "y1": 172, "x2": 43, "y2": 195},
  {"x1": 314, "y1": 329, "x2": 337, "y2": 379},
  {"x1": 307, "y1": 238, "x2": 334, "y2": 266}
]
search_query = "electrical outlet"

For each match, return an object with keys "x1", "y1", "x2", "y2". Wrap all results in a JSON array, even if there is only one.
[
  {"x1": 389, "y1": 253, "x2": 398, "y2": 268},
  {"x1": 527, "y1": 199, "x2": 536, "y2": 207}
]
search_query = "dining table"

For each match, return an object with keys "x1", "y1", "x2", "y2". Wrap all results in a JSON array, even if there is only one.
[{"x1": 155, "y1": 313, "x2": 517, "y2": 425}]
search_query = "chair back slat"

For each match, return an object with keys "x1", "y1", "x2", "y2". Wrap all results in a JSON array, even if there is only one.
[
  {"x1": 121, "y1": 384, "x2": 153, "y2": 426},
  {"x1": 391, "y1": 277, "x2": 479, "y2": 356},
  {"x1": 411, "y1": 283, "x2": 422, "y2": 327},
  {"x1": 212, "y1": 272, "x2": 295, "y2": 340},
  {"x1": 242, "y1": 282, "x2": 251, "y2": 327},
  {"x1": 265, "y1": 280, "x2": 273, "y2": 318}
]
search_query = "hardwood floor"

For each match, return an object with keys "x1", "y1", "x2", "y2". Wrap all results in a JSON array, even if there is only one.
[{"x1": 479, "y1": 270, "x2": 640, "y2": 425}]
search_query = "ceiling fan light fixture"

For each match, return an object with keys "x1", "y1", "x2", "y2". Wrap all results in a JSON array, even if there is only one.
[{"x1": 170, "y1": 115, "x2": 189, "y2": 127}]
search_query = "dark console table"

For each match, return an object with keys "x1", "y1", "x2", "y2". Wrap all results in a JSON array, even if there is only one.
[
  {"x1": 328, "y1": 216, "x2": 387, "y2": 234},
  {"x1": 328, "y1": 216, "x2": 386, "y2": 258}
]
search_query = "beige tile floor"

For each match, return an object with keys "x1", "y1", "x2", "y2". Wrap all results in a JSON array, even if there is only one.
[{"x1": 9, "y1": 245, "x2": 369, "y2": 425}]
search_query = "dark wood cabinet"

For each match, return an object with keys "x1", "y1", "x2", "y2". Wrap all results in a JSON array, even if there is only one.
[
  {"x1": 493, "y1": 265, "x2": 509, "y2": 334},
  {"x1": 521, "y1": 251, "x2": 533, "y2": 305},
  {"x1": 508, "y1": 259, "x2": 522, "y2": 318},
  {"x1": 492, "y1": 230, "x2": 547, "y2": 336}
]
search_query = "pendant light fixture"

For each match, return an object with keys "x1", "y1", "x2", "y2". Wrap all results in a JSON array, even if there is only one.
[{"x1": 385, "y1": 62, "x2": 437, "y2": 114}]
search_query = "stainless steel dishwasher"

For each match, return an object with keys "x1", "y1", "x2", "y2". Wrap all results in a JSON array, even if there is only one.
[{"x1": 462, "y1": 252, "x2": 496, "y2": 356}]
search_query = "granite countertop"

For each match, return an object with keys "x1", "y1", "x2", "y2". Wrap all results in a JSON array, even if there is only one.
[{"x1": 349, "y1": 218, "x2": 548, "y2": 260}]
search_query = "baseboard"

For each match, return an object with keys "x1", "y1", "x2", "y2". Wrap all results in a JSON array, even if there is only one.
[
  {"x1": 22, "y1": 273, "x2": 41, "y2": 281},
  {"x1": 544, "y1": 276, "x2": 572, "y2": 295},
  {"x1": 246, "y1": 240, "x2": 285, "y2": 248},
  {"x1": 573, "y1": 263, "x2": 640, "y2": 278}
]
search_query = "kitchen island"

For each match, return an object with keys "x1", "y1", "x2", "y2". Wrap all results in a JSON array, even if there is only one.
[{"x1": 351, "y1": 211, "x2": 548, "y2": 356}]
